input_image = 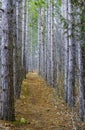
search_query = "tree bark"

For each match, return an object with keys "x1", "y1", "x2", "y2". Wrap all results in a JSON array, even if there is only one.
[
  {"x1": 67, "y1": 0, "x2": 76, "y2": 107},
  {"x1": 78, "y1": 42, "x2": 85, "y2": 121},
  {"x1": 1, "y1": 0, "x2": 15, "y2": 121},
  {"x1": 22, "y1": 0, "x2": 26, "y2": 78}
]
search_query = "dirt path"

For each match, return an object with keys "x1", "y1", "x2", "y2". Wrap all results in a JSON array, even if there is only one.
[
  {"x1": 0, "y1": 72, "x2": 83, "y2": 130},
  {"x1": 15, "y1": 72, "x2": 74, "y2": 130}
]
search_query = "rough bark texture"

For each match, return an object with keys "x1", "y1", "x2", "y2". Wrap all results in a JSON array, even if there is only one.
[
  {"x1": 1, "y1": 0, "x2": 15, "y2": 121},
  {"x1": 67, "y1": 0, "x2": 76, "y2": 107},
  {"x1": 0, "y1": 2, "x2": 2, "y2": 115},
  {"x1": 63, "y1": 0, "x2": 69, "y2": 103},
  {"x1": 22, "y1": 0, "x2": 26, "y2": 78},
  {"x1": 78, "y1": 42, "x2": 85, "y2": 121},
  {"x1": 25, "y1": 0, "x2": 29, "y2": 73},
  {"x1": 13, "y1": 0, "x2": 23, "y2": 99}
]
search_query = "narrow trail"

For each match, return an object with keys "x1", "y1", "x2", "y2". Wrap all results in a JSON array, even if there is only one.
[
  {"x1": 15, "y1": 72, "x2": 73, "y2": 130},
  {"x1": 0, "y1": 72, "x2": 83, "y2": 130}
]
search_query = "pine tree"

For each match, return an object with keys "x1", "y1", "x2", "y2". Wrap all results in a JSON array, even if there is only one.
[{"x1": 1, "y1": 0, "x2": 15, "y2": 121}]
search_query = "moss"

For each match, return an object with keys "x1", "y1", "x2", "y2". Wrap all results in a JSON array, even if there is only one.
[{"x1": 13, "y1": 118, "x2": 27, "y2": 126}]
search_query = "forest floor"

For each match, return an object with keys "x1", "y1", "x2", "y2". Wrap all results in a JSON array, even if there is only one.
[{"x1": 0, "y1": 72, "x2": 85, "y2": 130}]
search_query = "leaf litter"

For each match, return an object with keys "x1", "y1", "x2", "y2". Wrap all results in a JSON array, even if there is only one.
[{"x1": 0, "y1": 72, "x2": 85, "y2": 130}]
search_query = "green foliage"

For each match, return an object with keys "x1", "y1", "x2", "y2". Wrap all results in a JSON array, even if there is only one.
[
  {"x1": 34, "y1": 0, "x2": 46, "y2": 8},
  {"x1": 20, "y1": 117, "x2": 27, "y2": 123},
  {"x1": 59, "y1": 14, "x2": 69, "y2": 30},
  {"x1": 57, "y1": 0, "x2": 62, "y2": 6},
  {"x1": 13, "y1": 118, "x2": 27, "y2": 126},
  {"x1": 28, "y1": 0, "x2": 38, "y2": 29},
  {"x1": 29, "y1": 0, "x2": 38, "y2": 18},
  {"x1": 81, "y1": 44, "x2": 85, "y2": 48},
  {"x1": 58, "y1": 0, "x2": 85, "y2": 42}
]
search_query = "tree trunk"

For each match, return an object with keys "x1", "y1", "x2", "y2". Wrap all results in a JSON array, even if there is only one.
[
  {"x1": 1, "y1": 0, "x2": 15, "y2": 121},
  {"x1": 25, "y1": 0, "x2": 29, "y2": 73},
  {"x1": 13, "y1": 0, "x2": 23, "y2": 99},
  {"x1": 67, "y1": 0, "x2": 76, "y2": 107},
  {"x1": 22, "y1": 0, "x2": 26, "y2": 78},
  {"x1": 63, "y1": 0, "x2": 69, "y2": 102},
  {"x1": 78, "y1": 42, "x2": 85, "y2": 121}
]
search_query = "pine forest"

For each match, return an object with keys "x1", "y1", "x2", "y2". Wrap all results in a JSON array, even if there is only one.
[{"x1": 0, "y1": 0, "x2": 85, "y2": 129}]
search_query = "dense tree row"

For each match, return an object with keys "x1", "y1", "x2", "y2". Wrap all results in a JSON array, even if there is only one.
[
  {"x1": 61, "y1": 0, "x2": 85, "y2": 120},
  {"x1": 29, "y1": 0, "x2": 85, "y2": 121},
  {"x1": 0, "y1": 0, "x2": 85, "y2": 122}
]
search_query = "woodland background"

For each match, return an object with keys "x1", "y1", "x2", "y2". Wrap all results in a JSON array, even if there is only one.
[{"x1": 0, "y1": 0, "x2": 85, "y2": 124}]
